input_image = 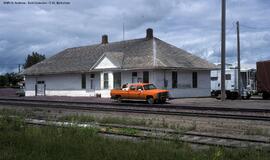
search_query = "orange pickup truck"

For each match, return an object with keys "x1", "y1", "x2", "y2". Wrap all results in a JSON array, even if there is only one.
[{"x1": 110, "y1": 83, "x2": 169, "y2": 104}]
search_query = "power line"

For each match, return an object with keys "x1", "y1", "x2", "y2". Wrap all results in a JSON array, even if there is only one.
[
  {"x1": 0, "y1": 63, "x2": 24, "y2": 66},
  {"x1": 240, "y1": 24, "x2": 270, "y2": 30},
  {"x1": 227, "y1": 21, "x2": 236, "y2": 34}
]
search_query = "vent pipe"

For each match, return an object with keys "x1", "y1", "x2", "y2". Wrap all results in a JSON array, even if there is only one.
[
  {"x1": 101, "y1": 35, "x2": 108, "y2": 44},
  {"x1": 146, "y1": 28, "x2": 153, "y2": 40}
]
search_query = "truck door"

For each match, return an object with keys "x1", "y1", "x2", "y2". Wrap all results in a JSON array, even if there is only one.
[
  {"x1": 136, "y1": 85, "x2": 145, "y2": 99},
  {"x1": 128, "y1": 85, "x2": 137, "y2": 99}
]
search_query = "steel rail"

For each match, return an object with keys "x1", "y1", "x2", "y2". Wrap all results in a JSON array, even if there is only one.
[
  {"x1": 1, "y1": 99, "x2": 270, "y2": 122},
  {"x1": 98, "y1": 123, "x2": 270, "y2": 144},
  {"x1": 1, "y1": 97, "x2": 270, "y2": 113},
  {"x1": 25, "y1": 119, "x2": 270, "y2": 148}
]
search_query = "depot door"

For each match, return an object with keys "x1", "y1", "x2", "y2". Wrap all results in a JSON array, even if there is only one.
[{"x1": 35, "y1": 81, "x2": 46, "y2": 96}]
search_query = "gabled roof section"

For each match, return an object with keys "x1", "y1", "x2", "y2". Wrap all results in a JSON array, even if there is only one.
[
  {"x1": 22, "y1": 29, "x2": 216, "y2": 76},
  {"x1": 92, "y1": 52, "x2": 124, "y2": 70}
]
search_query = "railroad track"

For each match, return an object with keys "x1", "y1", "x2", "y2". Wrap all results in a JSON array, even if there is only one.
[
  {"x1": 1, "y1": 97, "x2": 270, "y2": 113},
  {"x1": 1, "y1": 99, "x2": 270, "y2": 121},
  {"x1": 25, "y1": 118, "x2": 270, "y2": 148}
]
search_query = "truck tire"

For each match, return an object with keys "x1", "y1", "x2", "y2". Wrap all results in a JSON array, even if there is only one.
[
  {"x1": 262, "y1": 92, "x2": 270, "y2": 100},
  {"x1": 147, "y1": 97, "x2": 154, "y2": 104},
  {"x1": 216, "y1": 93, "x2": 221, "y2": 100},
  {"x1": 231, "y1": 92, "x2": 239, "y2": 100},
  {"x1": 116, "y1": 96, "x2": 122, "y2": 103},
  {"x1": 160, "y1": 99, "x2": 166, "y2": 104},
  {"x1": 113, "y1": 95, "x2": 122, "y2": 103}
]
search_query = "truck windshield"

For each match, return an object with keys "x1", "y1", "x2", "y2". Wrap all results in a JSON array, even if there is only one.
[{"x1": 144, "y1": 84, "x2": 157, "y2": 90}]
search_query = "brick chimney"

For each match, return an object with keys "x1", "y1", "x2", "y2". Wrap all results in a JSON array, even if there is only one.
[
  {"x1": 101, "y1": 35, "x2": 108, "y2": 44},
  {"x1": 146, "y1": 28, "x2": 153, "y2": 40}
]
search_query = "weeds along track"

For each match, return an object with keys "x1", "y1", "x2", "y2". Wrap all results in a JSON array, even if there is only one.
[
  {"x1": 25, "y1": 118, "x2": 270, "y2": 148},
  {"x1": 1, "y1": 99, "x2": 270, "y2": 121}
]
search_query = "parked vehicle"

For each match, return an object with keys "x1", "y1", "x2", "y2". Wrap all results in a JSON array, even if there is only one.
[
  {"x1": 256, "y1": 60, "x2": 270, "y2": 99},
  {"x1": 110, "y1": 83, "x2": 169, "y2": 104},
  {"x1": 211, "y1": 64, "x2": 253, "y2": 100},
  {"x1": 16, "y1": 87, "x2": 25, "y2": 97}
]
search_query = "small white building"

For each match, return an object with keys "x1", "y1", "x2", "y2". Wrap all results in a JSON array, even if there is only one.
[{"x1": 23, "y1": 28, "x2": 216, "y2": 98}]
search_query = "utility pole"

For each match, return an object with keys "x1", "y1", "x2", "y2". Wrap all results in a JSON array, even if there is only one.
[
  {"x1": 236, "y1": 21, "x2": 241, "y2": 97},
  {"x1": 221, "y1": 0, "x2": 226, "y2": 101},
  {"x1": 18, "y1": 64, "x2": 21, "y2": 73}
]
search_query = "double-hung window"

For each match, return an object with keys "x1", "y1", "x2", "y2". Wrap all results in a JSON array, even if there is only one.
[
  {"x1": 104, "y1": 73, "x2": 109, "y2": 89},
  {"x1": 81, "y1": 74, "x2": 86, "y2": 89},
  {"x1": 172, "y1": 71, "x2": 177, "y2": 88},
  {"x1": 192, "y1": 72, "x2": 198, "y2": 88}
]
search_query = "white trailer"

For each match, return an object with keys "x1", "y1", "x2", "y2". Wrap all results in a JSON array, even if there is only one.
[{"x1": 210, "y1": 64, "x2": 255, "y2": 99}]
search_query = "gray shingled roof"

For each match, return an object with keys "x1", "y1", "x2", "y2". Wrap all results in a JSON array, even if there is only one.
[{"x1": 22, "y1": 36, "x2": 216, "y2": 75}]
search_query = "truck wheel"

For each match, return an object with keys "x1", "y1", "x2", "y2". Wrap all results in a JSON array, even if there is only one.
[
  {"x1": 117, "y1": 96, "x2": 122, "y2": 103},
  {"x1": 114, "y1": 96, "x2": 122, "y2": 103},
  {"x1": 216, "y1": 93, "x2": 221, "y2": 100},
  {"x1": 160, "y1": 99, "x2": 166, "y2": 104},
  {"x1": 147, "y1": 97, "x2": 154, "y2": 104},
  {"x1": 262, "y1": 92, "x2": 269, "y2": 100}
]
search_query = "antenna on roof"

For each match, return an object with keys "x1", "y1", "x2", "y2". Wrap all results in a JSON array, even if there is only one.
[{"x1": 123, "y1": 22, "x2": 125, "y2": 41}]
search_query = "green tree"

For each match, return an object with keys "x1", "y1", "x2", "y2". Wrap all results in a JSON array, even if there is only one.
[
  {"x1": 23, "y1": 52, "x2": 46, "y2": 69},
  {"x1": 0, "y1": 75, "x2": 8, "y2": 87},
  {"x1": 6, "y1": 72, "x2": 23, "y2": 86},
  {"x1": 0, "y1": 73, "x2": 23, "y2": 87}
]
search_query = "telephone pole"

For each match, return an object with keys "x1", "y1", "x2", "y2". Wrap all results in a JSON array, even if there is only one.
[
  {"x1": 18, "y1": 64, "x2": 21, "y2": 73},
  {"x1": 221, "y1": 0, "x2": 226, "y2": 101},
  {"x1": 236, "y1": 21, "x2": 241, "y2": 97}
]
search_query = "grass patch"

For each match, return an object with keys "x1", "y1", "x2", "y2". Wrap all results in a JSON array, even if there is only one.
[
  {"x1": 103, "y1": 126, "x2": 139, "y2": 135},
  {"x1": 59, "y1": 114, "x2": 195, "y2": 132},
  {"x1": 59, "y1": 114, "x2": 96, "y2": 123},
  {"x1": 118, "y1": 127, "x2": 138, "y2": 135},
  {"x1": 1, "y1": 116, "x2": 270, "y2": 160},
  {"x1": 245, "y1": 128, "x2": 270, "y2": 137},
  {"x1": 59, "y1": 114, "x2": 147, "y2": 126},
  {"x1": 0, "y1": 108, "x2": 34, "y2": 118}
]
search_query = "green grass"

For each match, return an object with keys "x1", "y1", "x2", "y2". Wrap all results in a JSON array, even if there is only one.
[
  {"x1": 59, "y1": 114, "x2": 147, "y2": 126},
  {"x1": 58, "y1": 114, "x2": 198, "y2": 133},
  {"x1": 0, "y1": 108, "x2": 34, "y2": 118},
  {"x1": 1, "y1": 116, "x2": 270, "y2": 160},
  {"x1": 245, "y1": 127, "x2": 270, "y2": 137},
  {"x1": 119, "y1": 127, "x2": 138, "y2": 135}
]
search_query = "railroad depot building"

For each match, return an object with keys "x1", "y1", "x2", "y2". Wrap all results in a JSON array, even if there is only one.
[{"x1": 22, "y1": 28, "x2": 216, "y2": 98}]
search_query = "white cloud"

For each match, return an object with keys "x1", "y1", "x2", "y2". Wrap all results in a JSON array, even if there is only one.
[{"x1": 0, "y1": 0, "x2": 269, "y2": 73}]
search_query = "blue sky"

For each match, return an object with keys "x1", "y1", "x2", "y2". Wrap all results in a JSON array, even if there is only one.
[{"x1": 0, "y1": 0, "x2": 270, "y2": 73}]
